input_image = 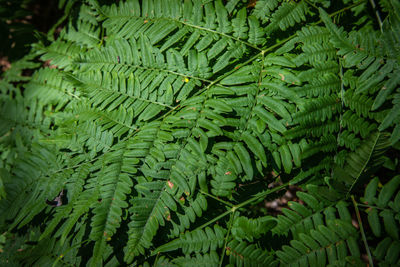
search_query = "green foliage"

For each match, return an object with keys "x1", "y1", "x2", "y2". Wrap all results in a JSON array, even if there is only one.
[
  {"x1": 1, "y1": 0, "x2": 400, "y2": 266},
  {"x1": 362, "y1": 175, "x2": 400, "y2": 266}
]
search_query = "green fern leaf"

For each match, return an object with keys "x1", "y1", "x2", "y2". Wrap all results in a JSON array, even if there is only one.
[
  {"x1": 333, "y1": 132, "x2": 391, "y2": 195},
  {"x1": 231, "y1": 215, "x2": 277, "y2": 242},
  {"x1": 154, "y1": 224, "x2": 225, "y2": 255},
  {"x1": 265, "y1": 1, "x2": 308, "y2": 34},
  {"x1": 227, "y1": 239, "x2": 275, "y2": 266},
  {"x1": 171, "y1": 251, "x2": 219, "y2": 267}
]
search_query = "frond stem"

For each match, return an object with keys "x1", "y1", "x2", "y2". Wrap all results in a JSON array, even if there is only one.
[
  {"x1": 311, "y1": 0, "x2": 367, "y2": 26},
  {"x1": 75, "y1": 61, "x2": 213, "y2": 84},
  {"x1": 48, "y1": 1, "x2": 76, "y2": 41},
  {"x1": 99, "y1": 13, "x2": 263, "y2": 51},
  {"x1": 52, "y1": 238, "x2": 91, "y2": 267},
  {"x1": 196, "y1": 209, "x2": 232, "y2": 231},
  {"x1": 219, "y1": 212, "x2": 235, "y2": 267},
  {"x1": 28, "y1": 80, "x2": 81, "y2": 100},
  {"x1": 199, "y1": 190, "x2": 234, "y2": 207},
  {"x1": 70, "y1": 72, "x2": 175, "y2": 109},
  {"x1": 172, "y1": 19, "x2": 263, "y2": 51},
  {"x1": 351, "y1": 195, "x2": 374, "y2": 267},
  {"x1": 193, "y1": 2, "x2": 362, "y2": 97},
  {"x1": 234, "y1": 181, "x2": 288, "y2": 210},
  {"x1": 346, "y1": 132, "x2": 380, "y2": 198},
  {"x1": 196, "y1": 181, "x2": 288, "y2": 230},
  {"x1": 202, "y1": 0, "x2": 366, "y2": 92},
  {"x1": 368, "y1": 0, "x2": 383, "y2": 32},
  {"x1": 334, "y1": 58, "x2": 345, "y2": 167},
  {"x1": 304, "y1": 0, "x2": 318, "y2": 11},
  {"x1": 356, "y1": 203, "x2": 389, "y2": 210}
]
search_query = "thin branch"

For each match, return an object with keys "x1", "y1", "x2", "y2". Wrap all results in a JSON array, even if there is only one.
[
  {"x1": 196, "y1": 181, "x2": 289, "y2": 230},
  {"x1": 205, "y1": 0, "x2": 367, "y2": 92},
  {"x1": 311, "y1": 0, "x2": 368, "y2": 26},
  {"x1": 346, "y1": 132, "x2": 381, "y2": 198},
  {"x1": 172, "y1": 18, "x2": 263, "y2": 52},
  {"x1": 357, "y1": 203, "x2": 386, "y2": 210},
  {"x1": 351, "y1": 195, "x2": 374, "y2": 267},
  {"x1": 369, "y1": 0, "x2": 383, "y2": 32},
  {"x1": 200, "y1": 190, "x2": 234, "y2": 207},
  {"x1": 304, "y1": 0, "x2": 318, "y2": 11},
  {"x1": 219, "y1": 212, "x2": 235, "y2": 267},
  {"x1": 333, "y1": 58, "x2": 345, "y2": 171}
]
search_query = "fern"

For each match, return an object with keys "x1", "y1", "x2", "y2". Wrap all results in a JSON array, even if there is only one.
[
  {"x1": 276, "y1": 219, "x2": 362, "y2": 266},
  {"x1": 1, "y1": 0, "x2": 400, "y2": 266},
  {"x1": 360, "y1": 175, "x2": 400, "y2": 266}
]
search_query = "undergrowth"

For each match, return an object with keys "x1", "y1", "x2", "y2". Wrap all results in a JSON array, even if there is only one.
[{"x1": 1, "y1": 0, "x2": 400, "y2": 266}]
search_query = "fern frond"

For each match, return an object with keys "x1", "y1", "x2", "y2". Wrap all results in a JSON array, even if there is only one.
[
  {"x1": 265, "y1": 1, "x2": 308, "y2": 34},
  {"x1": 227, "y1": 239, "x2": 276, "y2": 267},
  {"x1": 89, "y1": 141, "x2": 138, "y2": 266},
  {"x1": 5, "y1": 145, "x2": 67, "y2": 230},
  {"x1": 297, "y1": 25, "x2": 331, "y2": 45},
  {"x1": 210, "y1": 155, "x2": 238, "y2": 197},
  {"x1": 362, "y1": 176, "x2": 400, "y2": 238},
  {"x1": 39, "y1": 163, "x2": 90, "y2": 241},
  {"x1": 296, "y1": 73, "x2": 341, "y2": 97},
  {"x1": 301, "y1": 42, "x2": 337, "y2": 66},
  {"x1": 154, "y1": 224, "x2": 225, "y2": 255},
  {"x1": 285, "y1": 119, "x2": 339, "y2": 138},
  {"x1": 319, "y1": 8, "x2": 354, "y2": 59},
  {"x1": 344, "y1": 90, "x2": 375, "y2": 118},
  {"x1": 124, "y1": 181, "x2": 174, "y2": 262},
  {"x1": 32, "y1": 40, "x2": 86, "y2": 71},
  {"x1": 232, "y1": 8, "x2": 248, "y2": 39},
  {"x1": 321, "y1": 6, "x2": 400, "y2": 99},
  {"x1": 276, "y1": 219, "x2": 361, "y2": 266},
  {"x1": 75, "y1": 121, "x2": 114, "y2": 154},
  {"x1": 372, "y1": 237, "x2": 400, "y2": 266},
  {"x1": 379, "y1": 90, "x2": 400, "y2": 144},
  {"x1": 252, "y1": 0, "x2": 279, "y2": 23},
  {"x1": 231, "y1": 215, "x2": 277, "y2": 242},
  {"x1": 273, "y1": 191, "x2": 351, "y2": 238},
  {"x1": 338, "y1": 130, "x2": 361, "y2": 151},
  {"x1": 24, "y1": 68, "x2": 79, "y2": 107},
  {"x1": 332, "y1": 132, "x2": 391, "y2": 195},
  {"x1": 75, "y1": 103, "x2": 137, "y2": 138},
  {"x1": 3, "y1": 1, "x2": 400, "y2": 266},
  {"x1": 96, "y1": 0, "x2": 259, "y2": 64},
  {"x1": 301, "y1": 134, "x2": 337, "y2": 159},
  {"x1": 64, "y1": 20, "x2": 100, "y2": 48},
  {"x1": 168, "y1": 194, "x2": 208, "y2": 237},
  {"x1": 294, "y1": 95, "x2": 342, "y2": 124},
  {"x1": 359, "y1": 175, "x2": 400, "y2": 265},
  {"x1": 372, "y1": 73, "x2": 400, "y2": 111},
  {"x1": 342, "y1": 110, "x2": 377, "y2": 139},
  {"x1": 0, "y1": 54, "x2": 40, "y2": 83},
  {"x1": 171, "y1": 251, "x2": 219, "y2": 267},
  {"x1": 289, "y1": 157, "x2": 332, "y2": 185},
  {"x1": 298, "y1": 61, "x2": 339, "y2": 82}
]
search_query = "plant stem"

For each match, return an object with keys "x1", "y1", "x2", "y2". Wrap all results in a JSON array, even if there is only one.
[
  {"x1": 311, "y1": 0, "x2": 367, "y2": 26},
  {"x1": 334, "y1": 58, "x2": 344, "y2": 168},
  {"x1": 304, "y1": 0, "x2": 318, "y2": 11},
  {"x1": 351, "y1": 195, "x2": 374, "y2": 267},
  {"x1": 235, "y1": 181, "x2": 289, "y2": 210},
  {"x1": 209, "y1": 0, "x2": 367, "y2": 88},
  {"x1": 219, "y1": 212, "x2": 235, "y2": 267},
  {"x1": 357, "y1": 203, "x2": 385, "y2": 210},
  {"x1": 196, "y1": 181, "x2": 289, "y2": 230},
  {"x1": 369, "y1": 0, "x2": 383, "y2": 32},
  {"x1": 200, "y1": 190, "x2": 234, "y2": 207},
  {"x1": 48, "y1": 1, "x2": 76, "y2": 41}
]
